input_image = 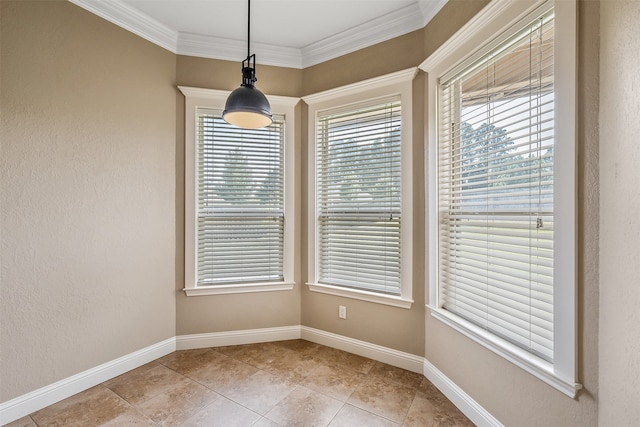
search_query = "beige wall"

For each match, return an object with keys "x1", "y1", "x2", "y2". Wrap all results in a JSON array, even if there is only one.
[
  {"x1": 422, "y1": 0, "x2": 492, "y2": 59},
  {"x1": 599, "y1": 0, "x2": 640, "y2": 425},
  {"x1": 302, "y1": 30, "x2": 425, "y2": 96},
  {"x1": 0, "y1": 1, "x2": 177, "y2": 402}
]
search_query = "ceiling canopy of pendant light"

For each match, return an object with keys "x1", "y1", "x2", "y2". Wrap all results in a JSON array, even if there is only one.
[{"x1": 223, "y1": 0, "x2": 272, "y2": 129}]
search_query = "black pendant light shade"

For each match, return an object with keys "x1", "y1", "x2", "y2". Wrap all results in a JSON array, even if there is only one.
[
  {"x1": 223, "y1": 0, "x2": 273, "y2": 129},
  {"x1": 223, "y1": 54, "x2": 272, "y2": 129}
]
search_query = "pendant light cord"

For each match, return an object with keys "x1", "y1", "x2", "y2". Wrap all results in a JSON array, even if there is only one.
[{"x1": 247, "y1": 0, "x2": 251, "y2": 59}]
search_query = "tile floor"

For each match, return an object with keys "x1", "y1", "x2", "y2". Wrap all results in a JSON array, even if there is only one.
[{"x1": 6, "y1": 340, "x2": 474, "y2": 427}]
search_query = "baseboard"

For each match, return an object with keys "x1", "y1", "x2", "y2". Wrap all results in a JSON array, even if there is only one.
[
  {"x1": 303, "y1": 328, "x2": 499, "y2": 425},
  {"x1": 1, "y1": 327, "x2": 500, "y2": 427},
  {"x1": 301, "y1": 326, "x2": 425, "y2": 374},
  {"x1": 175, "y1": 325, "x2": 302, "y2": 350},
  {"x1": 423, "y1": 358, "x2": 504, "y2": 427},
  {"x1": 176, "y1": 325, "x2": 425, "y2": 375},
  {"x1": 0, "y1": 337, "x2": 176, "y2": 426}
]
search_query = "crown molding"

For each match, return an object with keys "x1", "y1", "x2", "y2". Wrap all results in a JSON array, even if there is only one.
[
  {"x1": 69, "y1": 0, "x2": 448, "y2": 69},
  {"x1": 302, "y1": 67, "x2": 418, "y2": 105},
  {"x1": 177, "y1": 33, "x2": 304, "y2": 69},
  {"x1": 419, "y1": 0, "x2": 449, "y2": 25},
  {"x1": 300, "y1": 2, "x2": 427, "y2": 68},
  {"x1": 68, "y1": 0, "x2": 178, "y2": 53}
]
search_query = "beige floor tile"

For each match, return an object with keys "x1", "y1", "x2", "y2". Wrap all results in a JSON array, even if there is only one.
[
  {"x1": 223, "y1": 370, "x2": 297, "y2": 415},
  {"x1": 310, "y1": 346, "x2": 376, "y2": 375},
  {"x1": 405, "y1": 391, "x2": 474, "y2": 427},
  {"x1": 156, "y1": 347, "x2": 228, "y2": 376},
  {"x1": 31, "y1": 385, "x2": 141, "y2": 427},
  {"x1": 265, "y1": 385, "x2": 343, "y2": 426},
  {"x1": 232, "y1": 342, "x2": 289, "y2": 370},
  {"x1": 301, "y1": 363, "x2": 365, "y2": 401},
  {"x1": 103, "y1": 363, "x2": 191, "y2": 406},
  {"x1": 369, "y1": 361, "x2": 424, "y2": 389},
  {"x1": 186, "y1": 356, "x2": 259, "y2": 394},
  {"x1": 133, "y1": 378, "x2": 220, "y2": 425},
  {"x1": 264, "y1": 347, "x2": 325, "y2": 383},
  {"x1": 210, "y1": 344, "x2": 247, "y2": 358},
  {"x1": 272, "y1": 339, "x2": 323, "y2": 354},
  {"x1": 328, "y1": 404, "x2": 401, "y2": 427},
  {"x1": 417, "y1": 378, "x2": 456, "y2": 407},
  {"x1": 180, "y1": 397, "x2": 261, "y2": 427},
  {"x1": 98, "y1": 410, "x2": 158, "y2": 426},
  {"x1": 102, "y1": 362, "x2": 159, "y2": 389},
  {"x1": 252, "y1": 417, "x2": 283, "y2": 427},
  {"x1": 2, "y1": 416, "x2": 37, "y2": 427},
  {"x1": 347, "y1": 375, "x2": 417, "y2": 424}
]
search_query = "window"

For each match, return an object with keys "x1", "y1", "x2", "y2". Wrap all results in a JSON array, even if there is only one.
[
  {"x1": 304, "y1": 68, "x2": 416, "y2": 308},
  {"x1": 442, "y1": 7, "x2": 556, "y2": 362},
  {"x1": 180, "y1": 87, "x2": 298, "y2": 295},
  {"x1": 421, "y1": 0, "x2": 579, "y2": 396},
  {"x1": 317, "y1": 97, "x2": 401, "y2": 294}
]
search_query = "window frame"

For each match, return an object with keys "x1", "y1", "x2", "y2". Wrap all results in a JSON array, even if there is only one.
[
  {"x1": 303, "y1": 68, "x2": 416, "y2": 309},
  {"x1": 420, "y1": 0, "x2": 580, "y2": 397},
  {"x1": 180, "y1": 86, "x2": 298, "y2": 296}
]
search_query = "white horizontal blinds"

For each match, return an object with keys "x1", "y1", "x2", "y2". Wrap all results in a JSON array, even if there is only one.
[
  {"x1": 317, "y1": 97, "x2": 402, "y2": 295},
  {"x1": 438, "y1": 10, "x2": 555, "y2": 361},
  {"x1": 197, "y1": 108, "x2": 285, "y2": 285}
]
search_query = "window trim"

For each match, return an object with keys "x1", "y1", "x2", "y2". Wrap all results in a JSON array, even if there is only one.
[
  {"x1": 303, "y1": 68, "x2": 417, "y2": 309},
  {"x1": 179, "y1": 86, "x2": 299, "y2": 296},
  {"x1": 419, "y1": 0, "x2": 580, "y2": 397}
]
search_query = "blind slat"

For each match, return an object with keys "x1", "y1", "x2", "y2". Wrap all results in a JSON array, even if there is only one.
[
  {"x1": 196, "y1": 109, "x2": 286, "y2": 285},
  {"x1": 438, "y1": 10, "x2": 555, "y2": 361},
  {"x1": 317, "y1": 98, "x2": 402, "y2": 295}
]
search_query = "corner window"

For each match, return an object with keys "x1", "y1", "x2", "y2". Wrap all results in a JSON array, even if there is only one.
[
  {"x1": 421, "y1": 0, "x2": 580, "y2": 396},
  {"x1": 180, "y1": 87, "x2": 298, "y2": 295},
  {"x1": 304, "y1": 68, "x2": 416, "y2": 308}
]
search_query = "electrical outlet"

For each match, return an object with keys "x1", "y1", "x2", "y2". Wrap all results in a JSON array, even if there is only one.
[{"x1": 339, "y1": 305, "x2": 347, "y2": 319}]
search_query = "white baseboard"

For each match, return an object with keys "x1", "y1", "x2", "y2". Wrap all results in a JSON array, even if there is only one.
[
  {"x1": 423, "y1": 358, "x2": 503, "y2": 427},
  {"x1": 175, "y1": 325, "x2": 302, "y2": 350},
  {"x1": 0, "y1": 337, "x2": 176, "y2": 426},
  {"x1": 301, "y1": 326, "x2": 425, "y2": 374},
  {"x1": 1, "y1": 327, "x2": 499, "y2": 427},
  {"x1": 175, "y1": 325, "x2": 425, "y2": 374}
]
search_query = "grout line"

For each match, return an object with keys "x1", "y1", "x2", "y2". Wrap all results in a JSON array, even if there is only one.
[{"x1": 19, "y1": 340, "x2": 472, "y2": 427}]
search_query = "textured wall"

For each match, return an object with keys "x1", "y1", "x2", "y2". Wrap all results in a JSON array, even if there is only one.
[
  {"x1": 599, "y1": 1, "x2": 640, "y2": 424},
  {"x1": 0, "y1": 1, "x2": 177, "y2": 401}
]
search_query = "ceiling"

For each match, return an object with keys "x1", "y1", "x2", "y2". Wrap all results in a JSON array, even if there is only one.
[{"x1": 69, "y1": 0, "x2": 448, "y2": 68}]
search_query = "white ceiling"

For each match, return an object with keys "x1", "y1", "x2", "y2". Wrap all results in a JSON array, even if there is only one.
[{"x1": 69, "y1": 0, "x2": 448, "y2": 68}]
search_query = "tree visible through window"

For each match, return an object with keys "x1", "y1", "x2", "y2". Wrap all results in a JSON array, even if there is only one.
[
  {"x1": 438, "y1": 9, "x2": 556, "y2": 361},
  {"x1": 316, "y1": 98, "x2": 402, "y2": 295},
  {"x1": 197, "y1": 112, "x2": 285, "y2": 286}
]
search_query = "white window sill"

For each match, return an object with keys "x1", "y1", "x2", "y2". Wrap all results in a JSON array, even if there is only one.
[
  {"x1": 427, "y1": 305, "x2": 582, "y2": 398},
  {"x1": 307, "y1": 282, "x2": 413, "y2": 309},
  {"x1": 184, "y1": 282, "x2": 295, "y2": 296}
]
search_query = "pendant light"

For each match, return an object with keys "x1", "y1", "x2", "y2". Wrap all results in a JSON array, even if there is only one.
[{"x1": 223, "y1": 0, "x2": 273, "y2": 129}]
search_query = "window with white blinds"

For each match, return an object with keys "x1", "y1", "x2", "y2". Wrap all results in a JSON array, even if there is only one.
[
  {"x1": 437, "y1": 10, "x2": 555, "y2": 361},
  {"x1": 316, "y1": 97, "x2": 402, "y2": 295},
  {"x1": 196, "y1": 108, "x2": 285, "y2": 286}
]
